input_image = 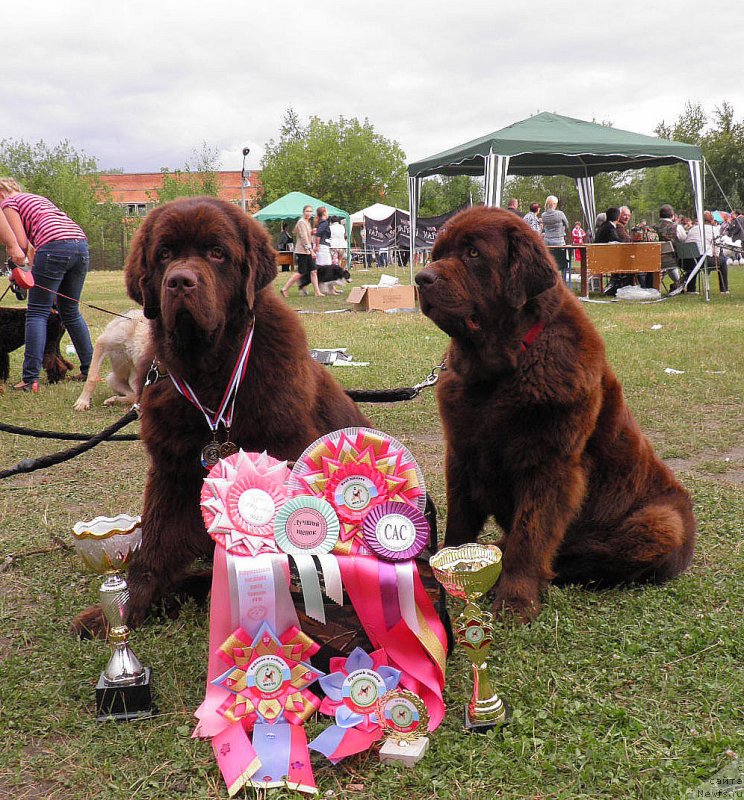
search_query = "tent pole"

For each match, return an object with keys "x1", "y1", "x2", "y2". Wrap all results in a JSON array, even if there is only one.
[
  {"x1": 688, "y1": 159, "x2": 709, "y2": 301},
  {"x1": 408, "y1": 176, "x2": 419, "y2": 284}
]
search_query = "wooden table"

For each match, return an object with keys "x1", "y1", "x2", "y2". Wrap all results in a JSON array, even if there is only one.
[{"x1": 579, "y1": 242, "x2": 662, "y2": 296}]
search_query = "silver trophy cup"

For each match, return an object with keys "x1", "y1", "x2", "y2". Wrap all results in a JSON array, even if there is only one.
[{"x1": 72, "y1": 514, "x2": 153, "y2": 720}]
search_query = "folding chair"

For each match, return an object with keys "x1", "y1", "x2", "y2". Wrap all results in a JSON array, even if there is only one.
[{"x1": 673, "y1": 241, "x2": 706, "y2": 294}]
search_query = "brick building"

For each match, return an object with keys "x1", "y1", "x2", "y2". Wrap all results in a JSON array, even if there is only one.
[{"x1": 97, "y1": 170, "x2": 262, "y2": 216}]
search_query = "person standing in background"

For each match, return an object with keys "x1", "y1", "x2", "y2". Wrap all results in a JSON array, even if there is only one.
[
  {"x1": 541, "y1": 195, "x2": 570, "y2": 278},
  {"x1": 523, "y1": 202, "x2": 542, "y2": 233},
  {"x1": 0, "y1": 177, "x2": 93, "y2": 393},
  {"x1": 329, "y1": 215, "x2": 347, "y2": 267}
]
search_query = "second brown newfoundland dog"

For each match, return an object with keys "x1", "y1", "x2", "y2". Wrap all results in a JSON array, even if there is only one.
[
  {"x1": 73, "y1": 197, "x2": 368, "y2": 636},
  {"x1": 415, "y1": 207, "x2": 695, "y2": 623}
]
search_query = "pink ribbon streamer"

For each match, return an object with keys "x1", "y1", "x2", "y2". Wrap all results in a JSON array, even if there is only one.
[{"x1": 337, "y1": 555, "x2": 447, "y2": 730}]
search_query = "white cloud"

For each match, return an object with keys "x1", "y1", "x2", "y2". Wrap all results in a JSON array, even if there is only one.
[{"x1": 5, "y1": 0, "x2": 742, "y2": 174}]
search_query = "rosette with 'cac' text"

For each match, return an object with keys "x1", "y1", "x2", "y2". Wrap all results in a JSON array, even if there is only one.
[
  {"x1": 201, "y1": 451, "x2": 290, "y2": 557},
  {"x1": 288, "y1": 427, "x2": 426, "y2": 554}
]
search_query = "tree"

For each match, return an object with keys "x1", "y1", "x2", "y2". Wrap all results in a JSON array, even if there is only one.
[
  {"x1": 260, "y1": 109, "x2": 408, "y2": 212},
  {"x1": 419, "y1": 176, "x2": 482, "y2": 216},
  {"x1": 650, "y1": 101, "x2": 744, "y2": 213},
  {"x1": 0, "y1": 138, "x2": 116, "y2": 231},
  {"x1": 0, "y1": 138, "x2": 133, "y2": 268},
  {"x1": 153, "y1": 142, "x2": 221, "y2": 203}
]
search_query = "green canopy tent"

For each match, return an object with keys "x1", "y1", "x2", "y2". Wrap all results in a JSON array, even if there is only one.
[
  {"x1": 407, "y1": 112, "x2": 705, "y2": 291},
  {"x1": 252, "y1": 191, "x2": 351, "y2": 266}
]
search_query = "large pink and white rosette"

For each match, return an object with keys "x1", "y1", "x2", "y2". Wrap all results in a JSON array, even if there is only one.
[{"x1": 201, "y1": 450, "x2": 290, "y2": 557}]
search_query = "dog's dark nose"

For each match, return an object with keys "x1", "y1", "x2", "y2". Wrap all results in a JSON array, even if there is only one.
[
  {"x1": 165, "y1": 268, "x2": 198, "y2": 293},
  {"x1": 415, "y1": 268, "x2": 438, "y2": 287}
]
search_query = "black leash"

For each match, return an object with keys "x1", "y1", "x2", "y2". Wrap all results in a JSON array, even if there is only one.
[
  {"x1": 345, "y1": 360, "x2": 446, "y2": 403},
  {"x1": 0, "y1": 361, "x2": 447, "y2": 479},
  {"x1": 0, "y1": 421, "x2": 139, "y2": 441},
  {"x1": 0, "y1": 409, "x2": 138, "y2": 480}
]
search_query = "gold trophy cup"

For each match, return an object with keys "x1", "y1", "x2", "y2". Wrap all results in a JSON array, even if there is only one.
[
  {"x1": 429, "y1": 543, "x2": 508, "y2": 732},
  {"x1": 72, "y1": 514, "x2": 153, "y2": 721}
]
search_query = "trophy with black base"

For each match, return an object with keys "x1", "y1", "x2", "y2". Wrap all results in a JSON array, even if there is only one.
[
  {"x1": 72, "y1": 514, "x2": 154, "y2": 721},
  {"x1": 429, "y1": 543, "x2": 508, "y2": 732}
]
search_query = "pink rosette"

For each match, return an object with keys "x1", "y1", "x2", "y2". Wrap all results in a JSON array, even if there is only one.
[
  {"x1": 200, "y1": 450, "x2": 290, "y2": 557},
  {"x1": 288, "y1": 427, "x2": 427, "y2": 554},
  {"x1": 325, "y1": 461, "x2": 389, "y2": 527}
]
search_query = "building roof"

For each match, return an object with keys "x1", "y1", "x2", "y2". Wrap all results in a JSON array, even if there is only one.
[{"x1": 97, "y1": 170, "x2": 262, "y2": 208}]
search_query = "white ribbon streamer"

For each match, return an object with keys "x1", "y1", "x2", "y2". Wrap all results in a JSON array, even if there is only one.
[
  {"x1": 395, "y1": 561, "x2": 421, "y2": 634},
  {"x1": 317, "y1": 554, "x2": 344, "y2": 606},
  {"x1": 292, "y1": 555, "x2": 326, "y2": 624}
]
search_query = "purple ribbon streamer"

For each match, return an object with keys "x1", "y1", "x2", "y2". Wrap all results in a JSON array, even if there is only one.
[
  {"x1": 251, "y1": 722, "x2": 291, "y2": 786},
  {"x1": 378, "y1": 560, "x2": 402, "y2": 631},
  {"x1": 308, "y1": 724, "x2": 347, "y2": 764}
]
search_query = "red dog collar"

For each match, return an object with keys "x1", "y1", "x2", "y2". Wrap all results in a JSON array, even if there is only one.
[{"x1": 520, "y1": 320, "x2": 545, "y2": 352}]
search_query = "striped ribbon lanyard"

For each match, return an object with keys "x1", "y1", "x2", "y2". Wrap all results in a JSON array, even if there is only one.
[{"x1": 168, "y1": 323, "x2": 255, "y2": 440}]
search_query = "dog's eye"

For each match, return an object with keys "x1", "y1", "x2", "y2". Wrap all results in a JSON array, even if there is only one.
[
  {"x1": 209, "y1": 246, "x2": 225, "y2": 261},
  {"x1": 157, "y1": 247, "x2": 172, "y2": 262},
  {"x1": 467, "y1": 247, "x2": 480, "y2": 259}
]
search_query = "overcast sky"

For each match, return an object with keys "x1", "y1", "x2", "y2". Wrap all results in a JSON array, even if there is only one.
[{"x1": 5, "y1": 1, "x2": 742, "y2": 177}]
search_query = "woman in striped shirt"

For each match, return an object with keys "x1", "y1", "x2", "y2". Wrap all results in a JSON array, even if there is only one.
[{"x1": 0, "y1": 178, "x2": 93, "y2": 392}]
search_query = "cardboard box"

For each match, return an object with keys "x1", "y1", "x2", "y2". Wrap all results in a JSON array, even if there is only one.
[{"x1": 346, "y1": 285, "x2": 417, "y2": 311}]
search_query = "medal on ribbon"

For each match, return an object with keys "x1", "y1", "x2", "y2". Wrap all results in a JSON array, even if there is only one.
[
  {"x1": 289, "y1": 427, "x2": 426, "y2": 554},
  {"x1": 309, "y1": 647, "x2": 401, "y2": 763},
  {"x1": 201, "y1": 450, "x2": 289, "y2": 557}
]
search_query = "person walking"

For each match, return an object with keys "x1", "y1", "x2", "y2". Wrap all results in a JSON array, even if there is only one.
[
  {"x1": 281, "y1": 204, "x2": 322, "y2": 297},
  {"x1": 0, "y1": 178, "x2": 93, "y2": 392}
]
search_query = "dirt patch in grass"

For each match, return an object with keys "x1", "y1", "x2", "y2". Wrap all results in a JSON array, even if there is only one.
[{"x1": 665, "y1": 446, "x2": 744, "y2": 483}]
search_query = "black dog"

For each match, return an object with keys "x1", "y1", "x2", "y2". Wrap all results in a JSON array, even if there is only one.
[
  {"x1": 299, "y1": 265, "x2": 352, "y2": 295},
  {"x1": 0, "y1": 307, "x2": 73, "y2": 390}
]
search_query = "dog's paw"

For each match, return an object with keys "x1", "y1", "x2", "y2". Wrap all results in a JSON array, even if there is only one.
[
  {"x1": 491, "y1": 588, "x2": 541, "y2": 624},
  {"x1": 73, "y1": 396, "x2": 91, "y2": 411},
  {"x1": 71, "y1": 605, "x2": 108, "y2": 639}
]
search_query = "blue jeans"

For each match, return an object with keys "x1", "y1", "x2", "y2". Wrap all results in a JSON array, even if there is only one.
[{"x1": 24, "y1": 239, "x2": 93, "y2": 383}]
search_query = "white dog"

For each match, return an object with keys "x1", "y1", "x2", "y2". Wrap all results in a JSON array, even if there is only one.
[{"x1": 73, "y1": 309, "x2": 150, "y2": 411}]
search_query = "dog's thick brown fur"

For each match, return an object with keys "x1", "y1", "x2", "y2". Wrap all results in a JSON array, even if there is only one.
[
  {"x1": 72, "y1": 197, "x2": 368, "y2": 637},
  {"x1": 415, "y1": 207, "x2": 695, "y2": 623}
]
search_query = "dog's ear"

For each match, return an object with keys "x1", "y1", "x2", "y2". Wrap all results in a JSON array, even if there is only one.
[
  {"x1": 506, "y1": 230, "x2": 558, "y2": 308},
  {"x1": 125, "y1": 215, "x2": 161, "y2": 320},
  {"x1": 238, "y1": 214, "x2": 277, "y2": 309}
]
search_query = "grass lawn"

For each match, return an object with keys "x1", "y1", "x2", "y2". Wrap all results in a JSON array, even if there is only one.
[{"x1": 0, "y1": 265, "x2": 742, "y2": 800}]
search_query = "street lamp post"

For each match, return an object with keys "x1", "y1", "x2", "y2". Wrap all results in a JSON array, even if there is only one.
[{"x1": 240, "y1": 147, "x2": 251, "y2": 213}]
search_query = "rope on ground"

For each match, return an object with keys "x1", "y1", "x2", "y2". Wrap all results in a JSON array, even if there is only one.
[
  {"x1": 0, "y1": 408, "x2": 139, "y2": 480},
  {"x1": 0, "y1": 420, "x2": 139, "y2": 441}
]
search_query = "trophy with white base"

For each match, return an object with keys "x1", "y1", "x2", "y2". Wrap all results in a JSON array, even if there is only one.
[
  {"x1": 72, "y1": 514, "x2": 154, "y2": 721},
  {"x1": 376, "y1": 689, "x2": 430, "y2": 767}
]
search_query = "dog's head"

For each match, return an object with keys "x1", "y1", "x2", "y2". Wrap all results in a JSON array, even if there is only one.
[
  {"x1": 415, "y1": 207, "x2": 557, "y2": 341},
  {"x1": 125, "y1": 197, "x2": 276, "y2": 353}
]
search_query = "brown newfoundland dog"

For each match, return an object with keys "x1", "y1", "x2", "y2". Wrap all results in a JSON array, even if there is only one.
[
  {"x1": 415, "y1": 207, "x2": 695, "y2": 623},
  {"x1": 73, "y1": 197, "x2": 368, "y2": 636}
]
